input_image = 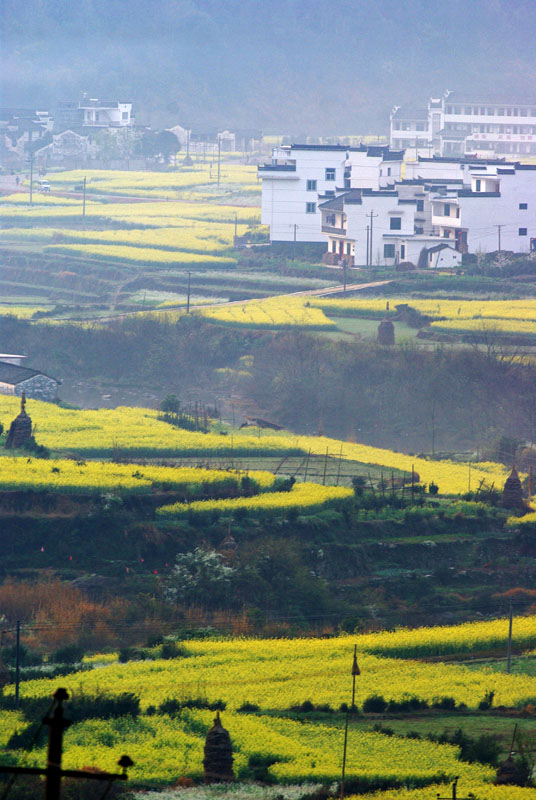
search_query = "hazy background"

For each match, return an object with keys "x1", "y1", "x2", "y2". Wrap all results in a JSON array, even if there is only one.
[{"x1": 2, "y1": 0, "x2": 536, "y2": 133}]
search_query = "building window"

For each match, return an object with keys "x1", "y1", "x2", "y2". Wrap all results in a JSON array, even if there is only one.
[
  {"x1": 332, "y1": 241, "x2": 337, "y2": 253},
  {"x1": 415, "y1": 226, "x2": 424, "y2": 234},
  {"x1": 384, "y1": 244, "x2": 395, "y2": 258},
  {"x1": 390, "y1": 217, "x2": 402, "y2": 230},
  {"x1": 306, "y1": 179, "x2": 317, "y2": 191},
  {"x1": 416, "y1": 200, "x2": 424, "y2": 211},
  {"x1": 475, "y1": 179, "x2": 481, "y2": 191},
  {"x1": 519, "y1": 228, "x2": 528, "y2": 236},
  {"x1": 520, "y1": 202, "x2": 528, "y2": 209},
  {"x1": 346, "y1": 242, "x2": 352, "y2": 255},
  {"x1": 387, "y1": 167, "x2": 391, "y2": 176},
  {"x1": 122, "y1": 111, "x2": 129, "y2": 120},
  {"x1": 444, "y1": 203, "x2": 450, "y2": 216},
  {"x1": 306, "y1": 202, "x2": 316, "y2": 213},
  {"x1": 401, "y1": 244, "x2": 406, "y2": 259},
  {"x1": 325, "y1": 168, "x2": 335, "y2": 181}
]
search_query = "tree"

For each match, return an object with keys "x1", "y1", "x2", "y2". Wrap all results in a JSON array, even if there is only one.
[{"x1": 165, "y1": 548, "x2": 235, "y2": 607}]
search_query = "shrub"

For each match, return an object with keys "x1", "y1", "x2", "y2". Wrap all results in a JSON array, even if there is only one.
[
  {"x1": 237, "y1": 702, "x2": 260, "y2": 713},
  {"x1": 432, "y1": 696, "x2": 457, "y2": 710},
  {"x1": 363, "y1": 694, "x2": 388, "y2": 713},
  {"x1": 52, "y1": 643, "x2": 86, "y2": 664}
]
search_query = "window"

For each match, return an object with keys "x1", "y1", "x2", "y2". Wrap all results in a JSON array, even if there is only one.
[
  {"x1": 332, "y1": 241, "x2": 337, "y2": 253},
  {"x1": 384, "y1": 244, "x2": 395, "y2": 258},
  {"x1": 325, "y1": 168, "x2": 335, "y2": 181},
  {"x1": 444, "y1": 203, "x2": 450, "y2": 216},
  {"x1": 306, "y1": 202, "x2": 316, "y2": 213},
  {"x1": 475, "y1": 179, "x2": 481, "y2": 191},
  {"x1": 390, "y1": 217, "x2": 402, "y2": 230},
  {"x1": 346, "y1": 243, "x2": 352, "y2": 255},
  {"x1": 415, "y1": 200, "x2": 423, "y2": 212},
  {"x1": 415, "y1": 226, "x2": 424, "y2": 234},
  {"x1": 520, "y1": 203, "x2": 528, "y2": 210},
  {"x1": 387, "y1": 167, "x2": 391, "y2": 176},
  {"x1": 306, "y1": 179, "x2": 317, "y2": 191},
  {"x1": 401, "y1": 244, "x2": 406, "y2": 259},
  {"x1": 519, "y1": 228, "x2": 528, "y2": 236},
  {"x1": 122, "y1": 111, "x2": 129, "y2": 120}
]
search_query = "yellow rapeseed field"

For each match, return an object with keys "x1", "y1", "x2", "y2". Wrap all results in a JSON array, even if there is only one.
[{"x1": 0, "y1": 396, "x2": 511, "y2": 494}]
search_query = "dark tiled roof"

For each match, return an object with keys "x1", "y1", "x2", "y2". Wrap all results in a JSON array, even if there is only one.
[{"x1": 0, "y1": 362, "x2": 42, "y2": 385}]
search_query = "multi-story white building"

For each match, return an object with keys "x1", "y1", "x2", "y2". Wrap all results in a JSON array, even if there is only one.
[
  {"x1": 258, "y1": 144, "x2": 404, "y2": 244},
  {"x1": 391, "y1": 91, "x2": 536, "y2": 159},
  {"x1": 55, "y1": 96, "x2": 133, "y2": 131},
  {"x1": 319, "y1": 159, "x2": 536, "y2": 266}
]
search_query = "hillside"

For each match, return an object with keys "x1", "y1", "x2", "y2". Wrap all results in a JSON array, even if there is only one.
[{"x1": 2, "y1": 0, "x2": 536, "y2": 131}]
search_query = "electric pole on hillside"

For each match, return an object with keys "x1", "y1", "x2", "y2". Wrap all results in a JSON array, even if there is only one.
[
  {"x1": 365, "y1": 225, "x2": 370, "y2": 266},
  {"x1": 82, "y1": 176, "x2": 87, "y2": 218},
  {"x1": 367, "y1": 211, "x2": 378, "y2": 266},
  {"x1": 27, "y1": 150, "x2": 35, "y2": 206},
  {"x1": 0, "y1": 688, "x2": 133, "y2": 800},
  {"x1": 293, "y1": 224, "x2": 297, "y2": 261},
  {"x1": 340, "y1": 645, "x2": 360, "y2": 798},
  {"x1": 186, "y1": 270, "x2": 192, "y2": 313}
]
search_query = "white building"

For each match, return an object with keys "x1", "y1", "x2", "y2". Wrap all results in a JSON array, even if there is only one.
[
  {"x1": 55, "y1": 96, "x2": 133, "y2": 131},
  {"x1": 319, "y1": 159, "x2": 536, "y2": 266},
  {"x1": 259, "y1": 144, "x2": 404, "y2": 244},
  {"x1": 391, "y1": 91, "x2": 536, "y2": 159}
]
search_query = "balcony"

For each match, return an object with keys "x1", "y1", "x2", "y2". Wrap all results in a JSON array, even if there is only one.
[
  {"x1": 431, "y1": 215, "x2": 462, "y2": 228},
  {"x1": 322, "y1": 225, "x2": 347, "y2": 235},
  {"x1": 258, "y1": 163, "x2": 296, "y2": 172}
]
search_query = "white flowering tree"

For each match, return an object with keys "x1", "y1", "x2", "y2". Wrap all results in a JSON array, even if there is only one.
[{"x1": 166, "y1": 548, "x2": 235, "y2": 607}]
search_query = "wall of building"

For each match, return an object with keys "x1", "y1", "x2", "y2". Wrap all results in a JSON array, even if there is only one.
[{"x1": 12, "y1": 375, "x2": 59, "y2": 402}]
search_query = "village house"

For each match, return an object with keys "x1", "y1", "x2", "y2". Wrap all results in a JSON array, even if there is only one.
[
  {"x1": 319, "y1": 158, "x2": 536, "y2": 266},
  {"x1": 0, "y1": 358, "x2": 60, "y2": 402},
  {"x1": 258, "y1": 143, "x2": 404, "y2": 245}
]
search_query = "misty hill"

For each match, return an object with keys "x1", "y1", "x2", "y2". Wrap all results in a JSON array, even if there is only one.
[{"x1": 2, "y1": 0, "x2": 536, "y2": 133}]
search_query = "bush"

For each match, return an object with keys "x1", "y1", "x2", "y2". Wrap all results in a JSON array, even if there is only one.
[
  {"x1": 52, "y1": 643, "x2": 86, "y2": 664},
  {"x1": 159, "y1": 641, "x2": 189, "y2": 659},
  {"x1": 237, "y1": 702, "x2": 260, "y2": 713},
  {"x1": 363, "y1": 694, "x2": 388, "y2": 713},
  {"x1": 432, "y1": 696, "x2": 457, "y2": 710}
]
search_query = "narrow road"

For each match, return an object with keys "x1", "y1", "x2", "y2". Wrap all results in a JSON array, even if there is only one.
[{"x1": 42, "y1": 280, "x2": 392, "y2": 324}]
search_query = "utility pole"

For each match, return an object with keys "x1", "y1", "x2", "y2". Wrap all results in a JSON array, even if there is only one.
[
  {"x1": 367, "y1": 210, "x2": 378, "y2": 266},
  {"x1": 82, "y1": 176, "x2": 87, "y2": 218},
  {"x1": 365, "y1": 225, "x2": 370, "y2": 267},
  {"x1": 340, "y1": 645, "x2": 360, "y2": 799},
  {"x1": 186, "y1": 270, "x2": 192, "y2": 313},
  {"x1": 28, "y1": 150, "x2": 35, "y2": 206},
  {"x1": 495, "y1": 224, "x2": 503, "y2": 252},
  {"x1": 15, "y1": 621, "x2": 20, "y2": 708},
  {"x1": 0, "y1": 688, "x2": 133, "y2": 800},
  {"x1": 292, "y1": 224, "x2": 297, "y2": 261},
  {"x1": 343, "y1": 261, "x2": 347, "y2": 294},
  {"x1": 506, "y1": 600, "x2": 513, "y2": 674},
  {"x1": 217, "y1": 135, "x2": 221, "y2": 186},
  {"x1": 234, "y1": 212, "x2": 238, "y2": 240}
]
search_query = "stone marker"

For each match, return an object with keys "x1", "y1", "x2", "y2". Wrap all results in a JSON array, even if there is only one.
[{"x1": 203, "y1": 711, "x2": 234, "y2": 783}]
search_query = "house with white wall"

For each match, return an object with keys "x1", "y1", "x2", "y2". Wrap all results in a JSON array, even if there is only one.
[
  {"x1": 55, "y1": 96, "x2": 133, "y2": 132},
  {"x1": 391, "y1": 91, "x2": 536, "y2": 159},
  {"x1": 320, "y1": 159, "x2": 536, "y2": 265},
  {"x1": 259, "y1": 144, "x2": 404, "y2": 244}
]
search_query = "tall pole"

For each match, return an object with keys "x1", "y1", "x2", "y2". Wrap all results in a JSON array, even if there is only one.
[
  {"x1": 367, "y1": 210, "x2": 378, "y2": 266},
  {"x1": 343, "y1": 261, "x2": 347, "y2": 294},
  {"x1": 495, "y1": 224, "x2": 503, "y2": 252},
  {"x1": 82, "y1": 176, "x2": 86, "y2": 218},
  {"x1": 506, "y1": 600, "x2": 513, "y2": 674},
  {"x1": 29, "y1": 151, "x2": 34, "y2": 206},
  {"x1": 234, "y1": 212, "x2": 238, "y2": 239},
  {"x1": 341, "y1": 645, "x2": 360, "y2": 799},
  {"x1": 15, "y1": 621, "x2": 20, "y2": 708},
  {"x1": 45, "y1": 689, "x2": 71, "y2": 800},
  {"x1": 186, "y1": 271, "x2": 191, "y2": 313},
  {"x1": 366, "y1": 225, "x2": 370, "y2": 267},
  {"x1": 293, "y1": 224, "x2": 297, "y2": 261},
  {"x1": 217, "y1": 136, "x2": 221, "y2": 186}
]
